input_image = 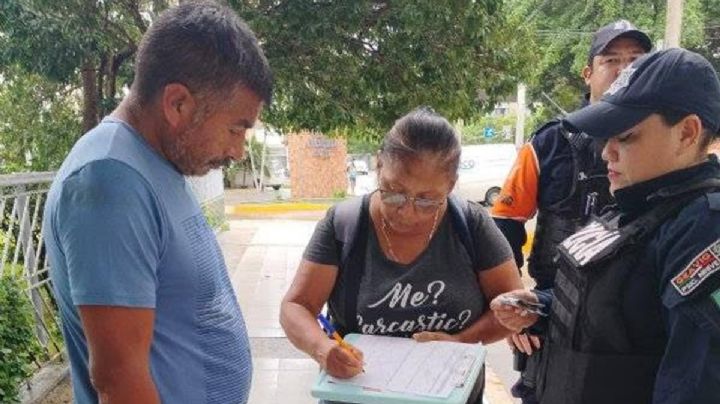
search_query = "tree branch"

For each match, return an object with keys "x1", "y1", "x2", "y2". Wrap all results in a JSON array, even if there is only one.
[{"x1": 119, "y1": 0, "x2": 147, "y2": 32}]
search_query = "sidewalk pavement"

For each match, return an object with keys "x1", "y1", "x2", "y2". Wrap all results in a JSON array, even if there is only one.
[
  {"x1": 219, "y1": 218, "x2": 518, "y2": 404},
  {"x1": 38, "y1": 191, "x2": 520, "y2": 404}
]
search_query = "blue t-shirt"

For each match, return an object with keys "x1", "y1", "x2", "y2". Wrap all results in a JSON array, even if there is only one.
[{"x1": 43, "y1": 118, "x2": 252, "y2": 404}]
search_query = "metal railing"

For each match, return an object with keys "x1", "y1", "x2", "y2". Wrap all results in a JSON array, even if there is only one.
[
  {"x1": 0, "y1": 169, "x2": 225, "y2": 379},
  {"x1": 0, "y1": 171, "x2": 64, "y2": 365}
]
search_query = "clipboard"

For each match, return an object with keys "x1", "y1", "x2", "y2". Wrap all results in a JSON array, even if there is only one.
[{"x1": 311, "y1": 333, "x2": 487, "y2": 404}]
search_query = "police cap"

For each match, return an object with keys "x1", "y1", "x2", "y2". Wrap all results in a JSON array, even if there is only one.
[
  {"x1": 564, "y1": 48, "x2": 720, "y2": 139},
  {"x1": 588, "y1": 20, "x2": 652, "y2": 64}
]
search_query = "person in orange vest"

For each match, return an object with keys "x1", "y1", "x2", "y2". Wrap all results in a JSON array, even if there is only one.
[{"x1": 490, "y1": 20, "x2": 652, "y2": 404}]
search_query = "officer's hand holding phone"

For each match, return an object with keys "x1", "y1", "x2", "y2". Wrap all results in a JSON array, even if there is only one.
[{"x1": 490, "y1": 289, "x2": 544, "y2": 332}]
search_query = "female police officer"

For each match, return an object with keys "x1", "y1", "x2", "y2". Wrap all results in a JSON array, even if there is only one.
[{"x1": 491, "y1": 48, "x2": 720, "y2": 404}]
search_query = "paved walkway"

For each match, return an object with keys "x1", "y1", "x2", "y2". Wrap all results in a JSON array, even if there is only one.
[
  {"x1": 39, "y1": 212, "x2": 518, "y2": 403},
  {"x1": 219, "y1": 219, "x2": 315, "y2": 403},
  {"x1": 218, "y1": 218, "x2": 517, "y2": 404}
]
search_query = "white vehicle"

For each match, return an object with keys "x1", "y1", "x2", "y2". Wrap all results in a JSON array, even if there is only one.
[
  {"x1": 453, "y1": 143, "x2": 517, "y2": 206},
  {"x1": 265, "y1": 154, "x2": 289, "y2": 190},
  {"x1": 351, "y1": 159, "x2": 369, "y2": 175},
  {"x1": 231, "y1": 152, "x2": 289, "y2": 191},
  {"x1": 354, "y1": 171, "x2": 377, "y2": 195}
]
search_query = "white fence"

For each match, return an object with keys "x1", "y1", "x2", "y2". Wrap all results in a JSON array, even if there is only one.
[
  {"x1": 0, "y1": 170, "x2": 225, "y2": 385},
  {"x1": 0, "y1": 171, "x2": 63, "y2": 366}
]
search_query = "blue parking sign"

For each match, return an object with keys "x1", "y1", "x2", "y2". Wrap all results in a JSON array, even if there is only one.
[{"x1": 483, "y1": 127, "x2": 495, "y2": 138}]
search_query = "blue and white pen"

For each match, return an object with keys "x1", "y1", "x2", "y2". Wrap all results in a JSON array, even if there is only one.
[{"x1": 316, "y1": 313, "x2": 365, "y2": 372}]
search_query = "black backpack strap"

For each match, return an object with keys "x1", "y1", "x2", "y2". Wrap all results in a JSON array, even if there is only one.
[
  {"x1": 333, "y1": 194, "x2": 481, "y2": 334},
  {"x1": 331, "y1": 194, "x2": 370, "y2": 335},
  {"x1": 448, "y1": 194, "x2": 480, "y2": 270},
  {"x1": 333, "y1": 195, "x2": 366, "y2": 262}
]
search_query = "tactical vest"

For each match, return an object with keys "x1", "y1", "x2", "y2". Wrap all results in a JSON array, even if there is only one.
[
  {"x1": 538, "y1": 180, "x2": 720, "y2": 404},
  {"x1": 528, "y1": 129, "x2": 612, "y2": 289}
]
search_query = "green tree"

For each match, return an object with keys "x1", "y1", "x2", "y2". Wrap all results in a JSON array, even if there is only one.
[
  {"x1": 347, "y1": 132, "x2": 382, "y2": 155},
  {"x1": 0, "y1": 0, "x2": 164, "y2": 132},
  {"x1": 507, "y1": 0, "x2": 709, "y2": 121},
  {"x1": 0, "y1": 0, "x2": 534, "y2": 157},
  {"x1": 691, "y1": 0, "x2": 720, "y2": 72},
  {"x1": 232, "y1": 0, "x2": 531, "y2": 139},
  {"x1": 0, "y1": 68, "x2": 82, "y2": 173}
]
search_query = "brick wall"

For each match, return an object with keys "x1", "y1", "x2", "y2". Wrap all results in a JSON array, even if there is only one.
[{"x1": 287, "y1": 132, "x2": 347, "y2": 199}]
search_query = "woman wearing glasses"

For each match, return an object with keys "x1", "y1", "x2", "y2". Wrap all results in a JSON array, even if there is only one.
[{"x1": 281, "y1": 108, "x2": 523, "y2": 403}]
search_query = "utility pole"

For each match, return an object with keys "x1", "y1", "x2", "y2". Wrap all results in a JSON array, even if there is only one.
[
  {"x1": 664, "y1": 0, "x2": 684, "y2": 48},
  {"x1": 259, "y1": 128, "x2": 268, "y2": 191},
  {"x1": 515, "y1": 83, "x2": 526, "y2": 149}
]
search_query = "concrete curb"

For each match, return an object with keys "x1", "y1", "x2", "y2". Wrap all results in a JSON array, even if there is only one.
[
  {"x1": 20, "y1": 363, "x2": 69, "y2": 404},
  {"x1": 225, "y1": 202, "x2": 332, "y2": 216}
]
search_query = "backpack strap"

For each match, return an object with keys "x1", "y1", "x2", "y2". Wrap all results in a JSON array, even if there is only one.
[
  {"x1": 333, "y1": 195, "x2": 367, "y2": 263},
  {"x1": 331, "y1": 194, "x2": 480, "y2": 334},
  {"x1": 448, "y1": 194, "x2": 480, "y2": 271},
  {"x1": 331, "y1": 194, "x2": 370, "y2": 335}
]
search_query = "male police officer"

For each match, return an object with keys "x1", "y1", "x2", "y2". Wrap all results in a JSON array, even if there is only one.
[
  {"x1": 493, "y1": 48, "x2": 720, "y2": 404},
  {"x1": 490, "y1": 20, "x2": 652, "y2": 403}
]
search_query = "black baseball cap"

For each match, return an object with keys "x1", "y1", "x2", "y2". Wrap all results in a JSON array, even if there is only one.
[
  {"x1": 588, "y1": 20, "x2": 652, "y2": 64},
  {"x1": 564, "y1": 48, "x2": 720, "y2": 139}
]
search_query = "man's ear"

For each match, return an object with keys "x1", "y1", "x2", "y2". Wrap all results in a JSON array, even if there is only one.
[
  {"x1": 161, "y1": 83, "x2": 197, "y2": 130},
  {"x1": 581, "y1": 65, "x2": 593, "y2": 86},
  {"x1": 375, "y1": 154, "x2": 383, "y2": 171}
]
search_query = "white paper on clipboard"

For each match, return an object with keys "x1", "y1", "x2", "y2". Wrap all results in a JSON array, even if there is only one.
[{"x1": 328, "y1": 334, "x2": 479, "y2": 398}]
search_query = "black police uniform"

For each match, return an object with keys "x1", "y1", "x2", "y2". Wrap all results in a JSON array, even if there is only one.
[
  {"x1": 494, "y1": 19, "x2": 653, "y2": 404},
  {"x1": 538, "y1": 157, "x2": 720, "y2": 404},
  {"x1": 493, "y1": 111, "x2": 613, "y2": 289},
  {"x1": 493, "y1": 111, "x2": 613, "y2": 403},
  {"x1": 526, "y1": 118, "x2": 612, "y2": 290}
]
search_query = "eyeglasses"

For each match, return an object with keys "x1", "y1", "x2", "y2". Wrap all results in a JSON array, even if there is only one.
[{"x1": 377, "y1": 189, "x2": 445, "y2": 213}]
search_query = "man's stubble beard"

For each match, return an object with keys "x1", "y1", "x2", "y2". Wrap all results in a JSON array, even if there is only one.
[{"x1": 164, "y1": 120, "x2": 208, "y2": 176}]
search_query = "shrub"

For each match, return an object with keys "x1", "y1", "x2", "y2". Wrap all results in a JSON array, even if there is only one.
[{"x1": 0, "y1": 274, "x2": 42, "y2": 403}]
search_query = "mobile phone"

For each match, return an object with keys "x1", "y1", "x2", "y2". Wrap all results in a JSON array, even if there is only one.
[{"x1": 498, "y1": 296, "x2": 547, "y2": 316}]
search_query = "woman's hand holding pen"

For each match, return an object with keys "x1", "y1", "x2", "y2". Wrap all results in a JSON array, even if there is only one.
[
  {"x1": 314, "y1": 313, "x2": 365, "y2": 378},
  {"x1": 314, "y1": 338, "x2": 365, "y2": 379}
]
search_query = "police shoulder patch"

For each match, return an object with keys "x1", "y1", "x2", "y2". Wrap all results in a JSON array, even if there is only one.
[{"x1": 672, "y1": 239, "x2": 720, "y2": 296}]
